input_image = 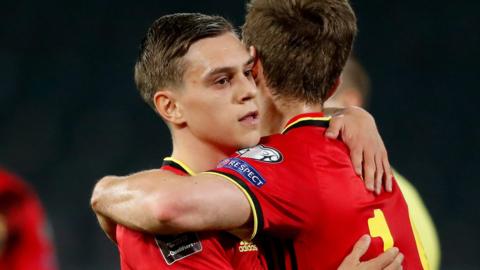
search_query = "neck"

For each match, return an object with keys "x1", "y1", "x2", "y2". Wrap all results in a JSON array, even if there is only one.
[
  {"x1": 169, "y1": 128, "x2": 232, "y2": 173},
  {"x1": 262, "y1": 96, "x2": 323, "y2": 135}
]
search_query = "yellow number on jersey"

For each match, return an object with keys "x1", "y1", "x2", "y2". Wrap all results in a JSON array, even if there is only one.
[
  {"x1": 368, "y1": 209, "x2": 394, "y2": 251},
  {"x1": 368, "y1": 209, "x2": 430, "y2": 269}
]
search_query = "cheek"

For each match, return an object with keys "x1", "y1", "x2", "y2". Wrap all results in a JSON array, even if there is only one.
[
  {"x1": 189, "y1": 96, "x2": 230, "y2": 120},
  {"x1": 204, "y1": 111, "x2": 239, "y2": 141},
  {"x1": 207, "y1": 111, "x2": 235, "y2": 133},
  {"x1": 184, "y1": 99, "x2": 233, "y2": 131},
  {"x1": 182, "y1": 95, "x2": 212, "y2": 118}
]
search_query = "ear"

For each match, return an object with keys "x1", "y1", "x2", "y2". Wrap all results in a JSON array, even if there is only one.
[
  {"x1": 250, "y1": 46, "x2": 260, "y2": 80},
  {"x1": 153, "y1": 90, "x2": 186, "y2": 125},
  {"x1": 250, "y1": 46, "x2": 266, "y2": 86},
  {"x1": 249, "y1": 47, "x2": 273, "y2": 99}
]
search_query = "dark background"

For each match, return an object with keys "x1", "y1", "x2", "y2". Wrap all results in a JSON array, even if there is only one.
[{"x1": 1, "y1": 0, "x2": 478, "y2": 269}]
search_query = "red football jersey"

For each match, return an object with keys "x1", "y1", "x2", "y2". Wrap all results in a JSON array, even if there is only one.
[
  {"x1": 116, "y1": 158, "x2": 265, "y2": 269},
  {"x1": 0, "y1": 169, "x2": 57, "y2": 270},
  {"x1": 211, "y1": 113, "x2": 429, "y2": 270}
]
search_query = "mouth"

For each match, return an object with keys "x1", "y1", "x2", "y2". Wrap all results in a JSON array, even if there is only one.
[{"x1": 239, "y1": 111, "x2": 260, "y2": 126}]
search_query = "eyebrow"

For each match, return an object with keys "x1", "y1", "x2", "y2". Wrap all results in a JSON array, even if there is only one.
[{"x1": 204, "y1": 56, "x2": 255, "y2": 79}]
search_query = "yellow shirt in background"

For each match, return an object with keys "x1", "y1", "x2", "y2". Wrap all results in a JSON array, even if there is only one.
[{"x1": 394, "y1": 170, "x2": 441, "y2": 270}]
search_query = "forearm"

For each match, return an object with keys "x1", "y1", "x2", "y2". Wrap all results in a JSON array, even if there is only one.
[
  {"x1": 90, "y1": 170, "x2": 252, "y2": 235},
  {"x1": 90, "y1": 171, "x2": 178, "y2": 234}
]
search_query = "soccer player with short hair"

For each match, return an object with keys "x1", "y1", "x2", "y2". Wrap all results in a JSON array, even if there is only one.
[{"x1": 101, "y1": 13, "x2": 264, "y2": 269}]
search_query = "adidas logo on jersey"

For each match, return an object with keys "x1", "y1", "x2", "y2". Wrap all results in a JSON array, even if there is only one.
[{"x1": 239, "y1": 241, "x2": 258, "y2": 252}]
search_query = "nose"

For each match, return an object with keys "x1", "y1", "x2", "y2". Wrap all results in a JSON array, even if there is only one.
[{"x1": 236, "y1": 75, "x2": 257, "y2": 103}]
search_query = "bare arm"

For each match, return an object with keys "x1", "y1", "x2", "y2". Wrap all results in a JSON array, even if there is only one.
[{"x1": 91, "y1": 170, "x2": 252, "y2": 237}]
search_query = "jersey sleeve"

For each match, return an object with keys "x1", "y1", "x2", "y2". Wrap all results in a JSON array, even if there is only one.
[{"x1": 207, "y1": 144, "x2": 314, "y2": 240}]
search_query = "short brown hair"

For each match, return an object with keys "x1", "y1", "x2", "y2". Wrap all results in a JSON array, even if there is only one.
[
  {"x1": 243, "y1": 0, "x2": 357, "y2": 104},
  {"x1": 135, "y1": 13, "x2": 234, "y2": 109}
]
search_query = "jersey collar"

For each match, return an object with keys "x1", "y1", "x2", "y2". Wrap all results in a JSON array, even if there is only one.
[
  {"x1": 162, "y1": 157, "x2": 197, "y2": 176},
  {"x1": 281, "y1": 112, "x2": 331, "y2": 134}
]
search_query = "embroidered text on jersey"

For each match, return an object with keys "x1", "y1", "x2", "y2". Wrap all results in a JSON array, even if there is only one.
[
  {"x1": 238, "y1": 241, "x2": 259, "y2": 252},
  {"x1": 217, "y1": 158, "x2": 266, "y2": 187}
]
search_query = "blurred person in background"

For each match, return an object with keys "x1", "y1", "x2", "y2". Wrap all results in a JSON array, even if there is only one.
[
  {"x1": 0, "y1": 169, "x2": 57, "y2": 270},
  {"x1": 324, "y1": 56, "x2": 441, "y2": 270}
]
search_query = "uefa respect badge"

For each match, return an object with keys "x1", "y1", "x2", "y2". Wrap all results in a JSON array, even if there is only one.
[{"x1": 217, "y1": 158, "x2": 266, "y2": 187}]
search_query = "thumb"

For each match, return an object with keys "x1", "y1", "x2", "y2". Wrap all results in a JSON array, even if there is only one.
[{"x1": 349, "y1": 235, "x2": 371, "y2": 261}]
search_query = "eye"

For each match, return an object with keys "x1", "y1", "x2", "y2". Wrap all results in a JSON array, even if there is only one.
[
  {"x1": 244, "y1": 69, "x2": 253, "y2": 78},
  {"x1": 215, "y1": 77, "x2": 231, "y2": 86}
]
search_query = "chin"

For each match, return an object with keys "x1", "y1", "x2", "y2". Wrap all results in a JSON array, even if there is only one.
[{"x1": 238, "y1": 134, "x2": 261, "y2": 149}]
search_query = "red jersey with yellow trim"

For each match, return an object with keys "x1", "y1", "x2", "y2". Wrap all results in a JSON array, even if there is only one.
[
  {"x1": 211, "y1": 113, "x2": 428, "y2": 270},
  {"x1": 116, "y1": 158, "x2": 265, "y2": 270},
  {"x1": 0, "y1": 169, "x2": 57, "y2": 270}
]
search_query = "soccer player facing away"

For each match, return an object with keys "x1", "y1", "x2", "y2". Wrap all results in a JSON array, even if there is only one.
[
  {"x1": 230, "y1": 1, "x2": 426, "y2": 268},
  {"x1": 94, "y1": 13, "x2": 401, "y2": 270},
  {"x1": 0, "y1": 169, "x2": 57, "y2": 270},
  {"x1": 203, "y1": 0, "x2": 427, "y2": 268}
]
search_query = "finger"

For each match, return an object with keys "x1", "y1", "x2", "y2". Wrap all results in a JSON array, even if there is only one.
[
  {"x1": 382, "y1": 152, "x2": 393, "y2": 192},
  {"x1": 325, "y1": 114, "x2": 344, "y2": 139},
  {"x1": 350, "y1": 147, "x2": 364, "y2": 178},
  {"x1": 348, "y1": 235, "x2": 371, "y2": 260},
  {"x1": 363, "y1": 150, "x2": 375, "y2": 192},
  {"x1": 365, "y1": 247, "x2": 399, "y2": 268},
  {"x1": 374, "y1": 154, "x2": 384, "y2": 195},
  {"x1": 383, "y1": 253, "x2": 404, "y2": 270}
]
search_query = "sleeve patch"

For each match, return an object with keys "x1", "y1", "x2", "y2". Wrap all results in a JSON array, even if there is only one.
[
  {"x1": 237, "y1": 145, "x2": 283, "y2": 163},
  {"x1": 155, "y1": 232, "x2": 202, "y2": 265},
  {"x1": 217, "y1": 158, "x2": 266, "y2": 187}
]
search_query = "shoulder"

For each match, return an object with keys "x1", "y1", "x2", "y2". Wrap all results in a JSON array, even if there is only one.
[{"x1": 257, "y1": 133, "x2": 311, "y2": 158}]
